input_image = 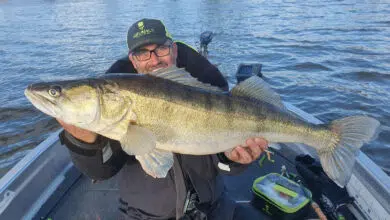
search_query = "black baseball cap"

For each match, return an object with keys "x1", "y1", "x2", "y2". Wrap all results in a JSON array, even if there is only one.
[{"x1": 127, "y1": 18, "x2": 172, "y2": 52}]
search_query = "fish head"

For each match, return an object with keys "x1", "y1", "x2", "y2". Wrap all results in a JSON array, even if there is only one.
[{"x1": 25, "y1": 79, "x2": 101, "y2": 127}]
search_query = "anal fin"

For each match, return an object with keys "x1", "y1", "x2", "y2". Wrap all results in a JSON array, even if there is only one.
[{"x1": 136, "y1": 149, "x2": 174, "y2": 178}]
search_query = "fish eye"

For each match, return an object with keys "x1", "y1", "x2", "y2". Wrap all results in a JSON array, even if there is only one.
[{"x1": 48, "y1": 86, "x2": 62, "y2": 97}]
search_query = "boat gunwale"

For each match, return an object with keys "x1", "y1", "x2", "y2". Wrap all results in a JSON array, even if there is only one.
[{"x1": 0, "y1": 129, "x2": 62, "y2": 193}]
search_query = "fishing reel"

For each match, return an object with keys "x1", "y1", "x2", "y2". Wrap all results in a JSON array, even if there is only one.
[{"x1": 199, "y1": 31, "x2": 214, "y2": 58}]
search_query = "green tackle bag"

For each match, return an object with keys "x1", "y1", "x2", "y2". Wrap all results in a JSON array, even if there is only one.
[{"x1": 252, "y1": 173, "x2": 311, "y2": 220}]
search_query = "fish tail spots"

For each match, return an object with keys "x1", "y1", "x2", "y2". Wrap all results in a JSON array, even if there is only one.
[
  {"x1": 318, "y1": 116, "x2": 380, "y2": 187},
  {"x1": 135, "y1": 149, "x2": 174, "y2": 178}
]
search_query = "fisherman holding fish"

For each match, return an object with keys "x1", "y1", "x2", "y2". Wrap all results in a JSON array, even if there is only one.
[
  {"x1": 25, "y1": 18, "x2": 380, "y2": 220},
  {"x1": 56, "y1": 19, "x2": 267, "y2": 219}
]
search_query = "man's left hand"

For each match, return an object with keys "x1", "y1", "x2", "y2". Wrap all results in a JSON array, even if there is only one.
[{"x1": 224, "y1": 137, "x2": 268, "y2": 164}]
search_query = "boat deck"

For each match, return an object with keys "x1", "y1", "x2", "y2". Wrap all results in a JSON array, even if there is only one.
[{"x1": 37, "y1": 141, "x2": 317, "y2": 220}]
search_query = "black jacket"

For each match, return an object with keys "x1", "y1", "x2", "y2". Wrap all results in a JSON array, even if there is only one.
[{"x1": 60, "y1": 42, "x2": 246, "y2": 219}]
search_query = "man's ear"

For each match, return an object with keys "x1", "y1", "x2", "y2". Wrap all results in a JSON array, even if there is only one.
[
  {"x1": 129, "y1": 53, "x2": 138, "y2": 69},
  {"x1": 129, "y1": 53, "x2": 134, "y2": 64}
]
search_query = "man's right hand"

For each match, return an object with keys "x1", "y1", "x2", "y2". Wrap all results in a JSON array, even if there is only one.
[{"x1": 57, "y1": 119, "x2": 98, "y2": 143}]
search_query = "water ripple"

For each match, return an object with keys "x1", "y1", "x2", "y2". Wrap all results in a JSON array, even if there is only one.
[
  {"x1": 332, "y1": 71, "x2": 390, "y2": 82},
  {"x1": 283, "y1": 62, "x2": 333, "y2": 72}
]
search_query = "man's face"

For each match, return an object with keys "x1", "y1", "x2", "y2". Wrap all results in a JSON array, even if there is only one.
[{"x1": 129, "y1": 41, "x2": 177, "y2": 74}]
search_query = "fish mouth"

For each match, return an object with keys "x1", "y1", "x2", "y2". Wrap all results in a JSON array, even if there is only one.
[{"x1": 25, "y1": 87, "x2": 59, "y2": 118}]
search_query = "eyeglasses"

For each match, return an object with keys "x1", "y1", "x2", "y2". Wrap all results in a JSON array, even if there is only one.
[{"x1": 132, "y1": 44, "x2": 172, "y2": 61}]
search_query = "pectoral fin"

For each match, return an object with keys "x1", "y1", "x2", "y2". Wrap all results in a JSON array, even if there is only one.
[
  {"x1": 136, "y1": 149, "x2": 174, "y2": 178},
  {"x1": 120, "y1": 125, "x2": 156, "y2": 155}
]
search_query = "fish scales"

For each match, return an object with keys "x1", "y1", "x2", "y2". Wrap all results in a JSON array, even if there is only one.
[{"x1": 112, "y1": 76, "x2": 325, "y2": 153}]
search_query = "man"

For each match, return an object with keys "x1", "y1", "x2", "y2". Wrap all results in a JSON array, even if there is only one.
[{"x1": 58, "y1": 18, "x2": 267, "y2": 219}]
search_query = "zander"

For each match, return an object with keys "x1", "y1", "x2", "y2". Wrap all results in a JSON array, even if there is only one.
[{"x1": 25, "y1": 67, "x2": 380, "y2": 187}]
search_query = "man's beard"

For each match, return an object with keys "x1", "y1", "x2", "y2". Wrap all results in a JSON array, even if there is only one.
[{"x1": 147, "y1": 63, "x2": 169, "y2": 73}]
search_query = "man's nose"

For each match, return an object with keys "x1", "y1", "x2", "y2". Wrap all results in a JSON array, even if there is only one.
[{"x1": 149, "y1": 52, "x2": 159, "y2": 65}]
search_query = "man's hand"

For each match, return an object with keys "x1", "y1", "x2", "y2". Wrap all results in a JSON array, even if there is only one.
[
  {"x1": 56, "y1": 119, "x2": 98, "y2": 143},
  {"x1": 224, "y1": 137, "x2": 268, "y2": 164}
]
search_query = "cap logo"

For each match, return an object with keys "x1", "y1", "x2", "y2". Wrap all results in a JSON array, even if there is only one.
[
  {"x1": 137, "y1": 21, "x2": 144, "y2": 31},
  {"x1": 133, "y1": 21, "x2": 154, "y2": 39}
]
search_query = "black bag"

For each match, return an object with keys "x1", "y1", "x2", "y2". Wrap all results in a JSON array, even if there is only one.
[
  {"x1": 295, "y1": 154, "x2": 356, "y2": 220},
  {"x1": 180, "y1": 209, "x2": 207, "y2": 220}
]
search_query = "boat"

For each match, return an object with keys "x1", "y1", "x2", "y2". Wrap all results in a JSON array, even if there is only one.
[{"x1": 1, "y1": 34, "x2": 389, "y2": 220}]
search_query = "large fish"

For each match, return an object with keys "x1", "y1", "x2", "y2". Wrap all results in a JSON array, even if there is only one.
[{"x1": 24, "y1": 67, "x2": 380, "y2": 187}]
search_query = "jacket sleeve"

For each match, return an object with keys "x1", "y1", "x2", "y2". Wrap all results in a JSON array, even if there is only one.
[
  {"x1": 59, "y1": 130, "x2": 130, "y2": 180},
  {"x1": 211, "y1": 153, "x2": 250, "y2": 175}
]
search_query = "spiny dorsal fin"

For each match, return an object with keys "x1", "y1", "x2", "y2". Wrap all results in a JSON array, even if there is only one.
[
  {"x1": 231, "y1": 76, "x2": 286, "y2": 110},
  {"x1": 148, "y1": 66, "x2": 223, "y2": 92}
]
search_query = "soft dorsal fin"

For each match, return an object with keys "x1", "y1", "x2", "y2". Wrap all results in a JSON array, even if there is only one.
[
  {"x1": 148, "y1": 66, "x2": 223, "y2": 92},
  {"x1": 231, "y1": 76, "x2": 286, "y2": 110}
]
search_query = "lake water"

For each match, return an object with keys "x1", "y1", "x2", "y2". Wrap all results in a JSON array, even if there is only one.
[{"x1": 0, "y1": 0, "x2": 389, "y2": 177}]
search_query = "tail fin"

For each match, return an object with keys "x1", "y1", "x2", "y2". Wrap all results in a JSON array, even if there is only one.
[{"x1": 319, "y1": 116, "x2": 380, "y2": 187}]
